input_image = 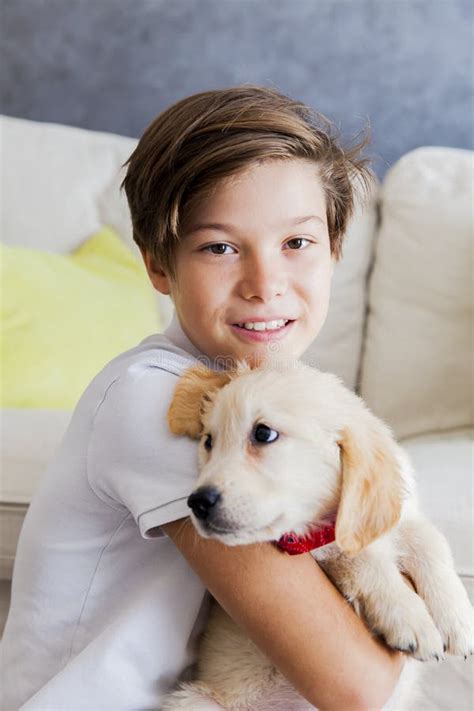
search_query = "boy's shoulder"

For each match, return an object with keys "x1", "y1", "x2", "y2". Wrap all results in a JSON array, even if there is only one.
[
  {"x1": 99, "y1": 330, "x2": 200, "y2": 384},
  {"x1": 79, "y1": 329, "x2": 201, "y2": 418},
  {"x1": 57, "y1": 327, "x2": 204, "y2": 536}
]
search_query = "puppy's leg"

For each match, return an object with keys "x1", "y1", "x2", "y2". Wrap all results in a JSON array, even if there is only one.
[
  {"x1": 398, "y1": 516, "x2": 474, "y2": 657},
  {"x1": 162, "y1": 604, "x2": 292, "y2": 711},
  {"x1": 317, "y1": 540, "x2": 444, "y2": 661},
  {"x1": 160, "y1": 682, "x2": 226, "y2": 710}
]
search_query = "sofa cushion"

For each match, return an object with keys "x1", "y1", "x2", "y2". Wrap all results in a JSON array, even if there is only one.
[
  {"x1": 400, "y1": 427, "x2": 473, "y2": 577},
  {"x1": 359, "y1": 147, "x2": 473, "y2": 438},
  {"x1": 1, "y1": 114, "x2": 137, "y2": 254},
  {"x1": 2, "y1": 114, "x2": 176, "y2": 330},
  {"x1": 0, "y1": 410, "x2": 71, "y2": 505},
  {"x1": 0, "y1": 410, "x2": 71, "y2": 579},
  {"x1": 1, "y1": 226, "x2": 160, "y2": 409},
  {"x1": 416, "y1": 575, "x2": 473, "y2": 711},
  {"x1": 301, "y1": 181, "x2": 378, "y2": 390}
]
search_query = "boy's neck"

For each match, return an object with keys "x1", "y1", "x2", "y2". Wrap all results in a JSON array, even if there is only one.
[
  {"x1": 164, "y1": 311, "x2": 203, "y2": 359},
  {"x1": 164, "y1": 311, "x2": 227, "y2": 371}
]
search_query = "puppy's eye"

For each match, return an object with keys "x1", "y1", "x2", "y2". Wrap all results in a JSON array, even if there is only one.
[
  {"x1": 252, "y1": 423, "x2": 279, "y2": 444},
  {"x1": 204, "y1": 434, "x2": 213, "y2": 451}
]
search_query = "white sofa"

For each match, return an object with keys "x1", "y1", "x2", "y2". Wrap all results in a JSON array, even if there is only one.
[{"x1": 1, "y1": 115, "x2": 472, "y2": 709}]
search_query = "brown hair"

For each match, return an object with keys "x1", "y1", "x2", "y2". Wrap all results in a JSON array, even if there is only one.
[{"x1": 122, "y1": 84, "x2": 372, "y2": 279}]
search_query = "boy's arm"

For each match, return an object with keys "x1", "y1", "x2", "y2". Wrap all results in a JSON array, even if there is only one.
[{"x1": 162, "y1": 517, "x2": 404, "y2": 711}]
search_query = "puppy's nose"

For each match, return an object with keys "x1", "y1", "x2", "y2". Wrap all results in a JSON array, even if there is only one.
[{"x1": 187, "y1": 486, "x2": 221, "y2": 520}]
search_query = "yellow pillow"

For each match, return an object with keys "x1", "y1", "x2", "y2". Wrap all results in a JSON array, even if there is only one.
[{"x1": 1, "y1": 227, "x2": 160, "y2": 409}]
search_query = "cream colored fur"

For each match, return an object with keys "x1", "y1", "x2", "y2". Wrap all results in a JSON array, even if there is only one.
[{"x1": 162, "y1": 362, "x2": 473, "y2": 711}]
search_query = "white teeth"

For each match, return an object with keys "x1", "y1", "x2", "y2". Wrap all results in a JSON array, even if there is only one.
[{"x1": 239, "y1": 319, "x2": 288, "y2": 331}]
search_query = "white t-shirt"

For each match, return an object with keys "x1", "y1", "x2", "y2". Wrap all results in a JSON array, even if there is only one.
[{"x1": 1, "y1": 314, "x2": 220, "y2": 710}]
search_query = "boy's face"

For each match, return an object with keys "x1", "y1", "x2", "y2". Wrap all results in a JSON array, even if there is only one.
[{"x1": 143, "y1": 159, "x2": 335, "y2": 366}]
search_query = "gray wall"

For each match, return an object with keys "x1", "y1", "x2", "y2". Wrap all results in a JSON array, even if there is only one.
[{"x1": 1, "y1": 0, "x2": 472, "y2": 177}]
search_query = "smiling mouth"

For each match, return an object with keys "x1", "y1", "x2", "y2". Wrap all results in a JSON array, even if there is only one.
[
  {"x1": 229, "y1": 320, "x2": 296, "y2": 342},
  {"x1": 232, "y1": 320, "x2": 293, "y2": 331}
]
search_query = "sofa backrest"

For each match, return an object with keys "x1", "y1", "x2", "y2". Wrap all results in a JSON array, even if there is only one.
[
  {"x1": 301, "y1": 185, "x2": 378, "y2": 390},
  {"x1": 359, "y1": 147, "x2": 473, "y2": 439}
]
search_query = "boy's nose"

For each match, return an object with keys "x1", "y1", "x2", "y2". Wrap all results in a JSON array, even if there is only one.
[
  {"x1": 187, "y1": 486, "x2": 222, "y2": 520},
  {"x1": 239, "y1": 255, "x2": 287, "y2": 301}
]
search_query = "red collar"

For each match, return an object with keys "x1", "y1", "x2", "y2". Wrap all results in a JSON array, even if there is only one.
[{"x1": 275, "y1": 522, "x2": 336, "y2": 555}]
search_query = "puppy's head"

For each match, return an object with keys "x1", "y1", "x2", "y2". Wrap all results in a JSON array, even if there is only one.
[{"x1": 168, "y1": 362, "x2": 405, "y2": 552}]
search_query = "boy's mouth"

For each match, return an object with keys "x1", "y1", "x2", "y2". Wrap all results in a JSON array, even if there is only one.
[
  {"x1": 230, "y1": 319, "x2": 296, "y2": 343},
  {"x1": 233, "y1": 318, "x2": 290, "y2": 330}
]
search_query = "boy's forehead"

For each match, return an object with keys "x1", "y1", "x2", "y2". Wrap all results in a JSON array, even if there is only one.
[{"x1": 184, "y1": 159, "x2": 327, "y2": 235}]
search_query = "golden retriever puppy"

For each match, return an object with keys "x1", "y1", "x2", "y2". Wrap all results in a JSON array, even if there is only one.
[{"x1": 161, "y1": 361, "x2": 473, "y2": 711}]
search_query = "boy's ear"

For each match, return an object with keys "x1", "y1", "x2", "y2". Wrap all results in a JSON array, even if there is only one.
[
  {"x1": 167, "y1": 365, "x2": 233, "y2": 439},
  {"x1": 335, "y1": 418, "x2": 405, "y2": 556},
  {"x1": 140, "y1": 247, "x2": 172, "y2": 295}
]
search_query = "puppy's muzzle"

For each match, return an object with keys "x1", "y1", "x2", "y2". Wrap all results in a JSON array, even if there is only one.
[{"x1": 187, "y1": 486, "x2": 222, "y2": 521}]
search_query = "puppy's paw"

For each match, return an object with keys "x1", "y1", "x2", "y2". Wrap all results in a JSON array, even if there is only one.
[
  {"x1": 160, "y1": 682, "x2": 225, "y2": 710},
  {"x1": 365, "y1": 594, "x2": 444, "y2": 662},
  {"x1": 435, "y1": 601, "x2": 474, "y2": 657},
  {"x1": 386, "y1": 615, "x2": 444, "y2": 662}
]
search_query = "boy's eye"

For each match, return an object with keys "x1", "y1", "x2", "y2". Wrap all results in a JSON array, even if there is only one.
[
  {"x1": 285, "y1": 237, "x2": 311, "y2": 250},
  {"x1": 202, "y1": 238, "x2": 311, "y2": 255},
  {"x1": 203, "y1": 243, "x2": 236, "y2": 255}
]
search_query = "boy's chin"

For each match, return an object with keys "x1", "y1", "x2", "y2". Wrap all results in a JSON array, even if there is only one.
[{"x1": 243, "y1": 346, "x2": 307, "y2": 368}]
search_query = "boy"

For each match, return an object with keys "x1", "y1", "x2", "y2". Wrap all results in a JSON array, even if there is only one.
[{"x1": 1, "y1": 85, "x2": 404, "y2": 710}]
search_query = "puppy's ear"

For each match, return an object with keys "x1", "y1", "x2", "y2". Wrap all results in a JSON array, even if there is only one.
[
  {"x1": 167, "y1": 364, "x2": 232, "y2": 439},
  {"x1": 335, "y1": 417, "x2": 405, "y2": 556}
]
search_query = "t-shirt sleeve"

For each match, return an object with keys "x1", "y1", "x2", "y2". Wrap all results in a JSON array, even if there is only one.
[{"x1": 87, "y1": 365, "x2": 199, "y2": 538}]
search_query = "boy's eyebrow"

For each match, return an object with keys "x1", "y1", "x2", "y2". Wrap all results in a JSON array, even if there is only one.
[{"x1": 186, "y1": 214, "x2": 325, "y2": 236}]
